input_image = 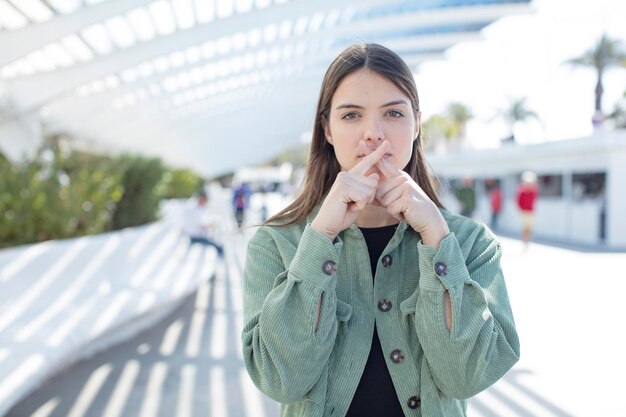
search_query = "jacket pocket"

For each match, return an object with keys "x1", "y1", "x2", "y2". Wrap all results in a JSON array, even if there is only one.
[
  {"x1": 336, "y1": 299, "x2": 353, "y2": 322},
  {"x1": 400, "y1": 290, "x2": 419, "y2": 317}
]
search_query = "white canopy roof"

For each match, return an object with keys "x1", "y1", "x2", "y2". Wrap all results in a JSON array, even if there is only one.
[{"x1": 0, "y1": 0, "x2": 532, "y2": 177}]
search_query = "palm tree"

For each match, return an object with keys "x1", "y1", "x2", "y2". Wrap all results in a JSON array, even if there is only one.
[
  {"x1": 497, "y1": 97, "x2": 539, "y2": 143},
  {"x1": 566, "y1": 34, "x2": 626, "y2": 120},
  {"x1": 422, "y1": 114, "x2": 453, "y2": 151},
  {"x1": 422, "y1": 103, "x2": 473, "y2": 152},
  {"x1": 606, "y1": 90, "x2": 626, "y2": 129},
  {"x1": 446, "y1": 102, "x2": 473, "y2": 142}
]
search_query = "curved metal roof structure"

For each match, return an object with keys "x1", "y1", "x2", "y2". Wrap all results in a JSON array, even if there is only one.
[{"x1": 0, "y1": 0, "x2": 532, "y2": 177}]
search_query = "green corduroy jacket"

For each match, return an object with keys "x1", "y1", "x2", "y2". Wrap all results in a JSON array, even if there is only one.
[{"x1": 242, "y1": 208, "x2": 520, "y2": 417}]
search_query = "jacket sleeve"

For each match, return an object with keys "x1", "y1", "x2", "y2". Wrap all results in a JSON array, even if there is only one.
[
  {"x1": 241, "y1": 224, "x2": 342, "y2": 403},
  {"x1": 412, "y1": 227, "x2": 520, "y2": 399}
]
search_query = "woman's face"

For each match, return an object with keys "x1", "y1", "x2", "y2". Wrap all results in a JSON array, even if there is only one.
[{"x1": 325, "y1": 68, "x2": 420, "y2": 175}]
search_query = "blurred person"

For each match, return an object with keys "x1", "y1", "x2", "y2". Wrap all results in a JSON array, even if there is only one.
[
  {"x1": 489, "y1": 180, "x2": 503, "y2": 230},
  {"x1": 258, "y1": 185, "x2": 270, "y2": 222},
  {"x1": 232, "y1": 182, "x2": 251, "y2": 229},
  {"x1": 260, "y1": 197, "x2": 269, "y2": 223},
  {"x1": 242, "y1": 43, "x2": 519, "y2": 417},
  {"x1": 182, "y1": 191, "x2": 224, "y2": 257},
  {"x1": 516, "y1": 171, "x2": 539, "y2": 246},
  {"x1": 455, "y1": 176, "x2": 476, "y2": 218}
]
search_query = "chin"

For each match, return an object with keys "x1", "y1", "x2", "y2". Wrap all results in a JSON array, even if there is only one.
[{"x1": 387, "y1": 158, "x2": 405, "y2": 171}]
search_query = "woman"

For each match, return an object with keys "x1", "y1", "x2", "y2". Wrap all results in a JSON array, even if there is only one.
[
  {"x1": 242, "y1": 43, "x2": 519, "y2": 417},
  {"x1": 516, "y1": 170, "x2": 539, "y2": 246}
]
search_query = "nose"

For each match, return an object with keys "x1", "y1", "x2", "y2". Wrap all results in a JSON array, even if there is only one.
[{"x1": 363, "y1": 118, "x2": 384, "y2": 142}]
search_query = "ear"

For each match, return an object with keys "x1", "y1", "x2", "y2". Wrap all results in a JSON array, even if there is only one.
[
  {"x1": 414, "y1": 111, "x2": 422, "y2": 140},
  {"x1": 324, "y1": 124, "x2": 333, "y2": 145}
]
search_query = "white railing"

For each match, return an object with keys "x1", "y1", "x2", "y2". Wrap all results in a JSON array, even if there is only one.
[{"x1": 0, "y1": 209, "x2": 218, "y2": 416}]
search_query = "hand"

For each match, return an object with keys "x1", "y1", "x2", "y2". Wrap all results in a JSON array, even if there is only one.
[
  {"x1": 374, "y1": 152, "x2": 450, "y2": 248},
  {"x1": 311, "y1": 140, "x2": 389, "y2": 240}
]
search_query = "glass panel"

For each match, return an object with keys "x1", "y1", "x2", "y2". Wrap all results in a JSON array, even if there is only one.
[
  {"x1": 0, "y1": 0, "x2": 29, "y2": 29},
  {"x1": 47, "y1": 0, "x2": 81, "y2": 14},
  {"x1": 235, "y1": 0, "x2": 253, "y2": 14},
  {"x1": 195, "y1": 0, "x2": 214, "y2": 23},
  {"x1": 9, "y1": 0, "x2": 53, "y2": 22},
  {"x1": 105, "y1": 16, "x2": 137, "y2": 48},
  {"x1": 572, "y1": 173, "x2": 606, "y2": 200},
  {"x1": 61, "y1": 35, "x2": 95, "y2": 61},
  {"x1": 43, "y1": 43, "x2": 76, "y2": 67},
  {"x1": 216, "y1": 0, "x2": 233, "y2": 18},
  {"x1": 537, "y1": 174, "x2": 562, "y2": 197},
  {"x1": 171, "y1": 0, "x2": 195, "y2": 29},
  {"x1": 149, "y1": 0, "x2": 177, "y2": 36},
  {"x1": 126, "y1": 8, "x2": 157, "y2": 42},
  {"x1": 81, "y1": 23, "x2": 114, "y2": 55},
  {"x1": 26, "y1": 50, "x2": 56, "y2": 72}
]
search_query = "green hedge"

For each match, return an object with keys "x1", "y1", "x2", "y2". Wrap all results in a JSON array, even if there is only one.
[
  {"x1": 0, "y1": 144, "x2": 204, "y2": 248},
  {"x1": 163, "y1": 168, "x2": 204, "y2": 199},
  {"x1": 110, "y1": 156, "x2": 166, "y2": 230}
]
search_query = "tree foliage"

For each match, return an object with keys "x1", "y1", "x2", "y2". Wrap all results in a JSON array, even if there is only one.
[
  {"x1": 163, "y1": 168, "x2": 204, "y2": 199},
  {"x1": 110, "y1": 156, "x2": 166, "y2": 230},
  {"x1": 0, "y1": 141, "x2": 204, "y2": 248},
  {"x1": 0, "y1": 144, "x2": 124, "y2": 247},
  {"x1": 446, "y1": 102, "x2": 473, "y2": 139},
  {"x1": 606, "y1": 90, "x2": 626, "y2": 129},
  {"x1": 422, "y1": 102, "x2": 473, "y2": 150},
  {"x1": 566, "y1": 33, "x2": 626, "y2": 114},
  {"x1": 497, "y1": 97, "x2": 539, "y2": 142}
]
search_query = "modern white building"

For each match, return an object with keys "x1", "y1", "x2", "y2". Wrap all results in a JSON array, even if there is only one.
[
  {"x1": 0, "y1": 0, "x2": 534, "y2": 177},
  {"x1": 233, "y1": 162, "x2": 293, "y2": 188},
  {"x1": 428, "y1": 129, "x2": 626, "y2": 249}
]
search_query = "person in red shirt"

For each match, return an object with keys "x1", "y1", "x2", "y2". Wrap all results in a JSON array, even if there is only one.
[{"x1": 516, "y1": 171, "x2": 539, "y2": 245}]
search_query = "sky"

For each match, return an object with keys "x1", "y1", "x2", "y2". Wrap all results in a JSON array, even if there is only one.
[{"x1": 415, "y1": 0, "x2": 626, "y2": 148}]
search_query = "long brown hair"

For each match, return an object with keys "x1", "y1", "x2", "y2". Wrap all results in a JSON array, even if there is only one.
[{"x1": 266, "y1": 43, "x2": 445, "y2": 226}]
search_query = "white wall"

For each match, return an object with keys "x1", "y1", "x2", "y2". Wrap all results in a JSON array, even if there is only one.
[
  {"x1": 607, "y1": 151, "x2": 626, "y2": 246},
  {"x1": 569, "y1": 201, "x2": 603, "y2": 245}
]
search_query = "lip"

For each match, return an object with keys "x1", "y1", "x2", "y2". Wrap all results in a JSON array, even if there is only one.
[{"x1": 357, "y1": 153, "x2": 392, "y2": 159}]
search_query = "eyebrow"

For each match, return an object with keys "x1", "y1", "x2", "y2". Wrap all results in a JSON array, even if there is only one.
[{"x1": 335, "y1": 99, "x2": 410, "y2": 110}]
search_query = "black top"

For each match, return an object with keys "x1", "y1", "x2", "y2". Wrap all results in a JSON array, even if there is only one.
[{"x1": 346, "y1": 224, "x2": 404, "y2": 417}]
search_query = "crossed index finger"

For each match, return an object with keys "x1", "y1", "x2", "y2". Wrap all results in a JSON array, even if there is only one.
[
  {"x1": 376, "y1": 152, "x2": 403, "y2": 180},
  {"x1": 349, "y1": 140, "x2": 389, "y2": 176}
]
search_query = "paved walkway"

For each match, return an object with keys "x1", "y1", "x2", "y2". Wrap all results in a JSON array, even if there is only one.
[
  {"x1": 5, "y1": 227, "x2": 277, "y2": 417},
  {"x1": 5, "y1": 193, "x2": 626, "y2": 417}
]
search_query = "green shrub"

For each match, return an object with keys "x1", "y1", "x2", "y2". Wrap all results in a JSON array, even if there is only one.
[
  {"x1": 0, "y1": 146, "x2": 124, "y2": 247},
  {"x1": 0, "y1": 143, "x2": 206, "y2": 247},
  {"x1": 58, "y1": 150, "x2": 124, "y2": 236},
  {"x1": 163, "y1": 168, "x2": 204, "y2": 199},
  {"x1": 110, "y1": 155, "x2": 166, "y2": 230}
]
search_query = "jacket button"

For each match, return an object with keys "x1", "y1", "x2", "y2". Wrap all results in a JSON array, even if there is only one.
[
  {"x1": 390, "y1": 349, "x2": 404, "y2": 363},
  {"x1": 322, "y1": 261, "x2": 337, "y2": 275},
  {"x1": 377, "y1": 299, "x2": 392, "y2": 312},
  {"x1": 407, "y1": 396, "x2": 421, "y2": 408},
  {"x1": 381, "y1": 254, "x2": 392, "y2": 268},
  {"x1": 434, "y1": 262, "x2": 447, "y2": 276}
]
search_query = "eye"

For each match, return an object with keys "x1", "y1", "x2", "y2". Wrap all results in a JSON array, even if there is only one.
[
  {"x1": 341, "y1": 112, "x2": 360, "y2": 120},
  {"x1": 386, "y1": 109, "x2": 404, "y2": 118}
]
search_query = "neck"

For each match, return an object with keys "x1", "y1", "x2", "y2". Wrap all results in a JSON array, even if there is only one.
[{"x1": 355, "y1": 204, "x2": 399, "y2": 228}]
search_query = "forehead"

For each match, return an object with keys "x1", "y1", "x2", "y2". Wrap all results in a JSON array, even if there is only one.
[{"x1": 332, "y1": 68, "x2": 410, "y2": 104}]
